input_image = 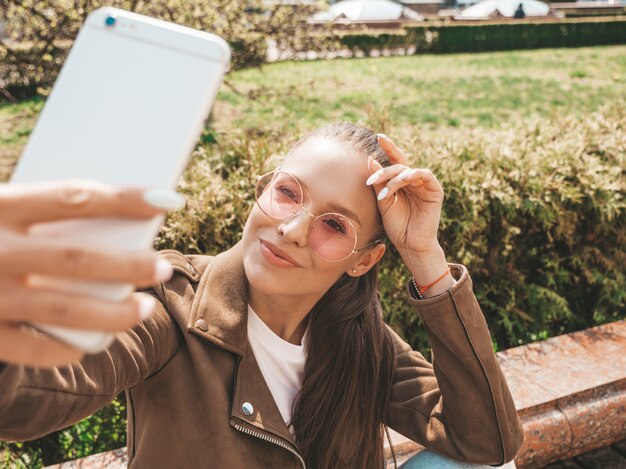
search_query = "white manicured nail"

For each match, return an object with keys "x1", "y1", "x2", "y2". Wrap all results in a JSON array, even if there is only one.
[
  {"x1": 143, "y1": 189, "x2": 186, "y2": 210},
  {"x1": 398, "y1": 169, "x2": 413, "y2": 181},
  {"x1": 155, "y1": 259, "x2": 174, "y2": 282},
  {"x1": 138, "y1": 295, "x2": 156, "y2": 320},
  {"x1": 366, "y1": 173, "x2": 379, "y2": 185},
  {"x1": 377, "y1": 133, "x2": 389, "y2": 141},
  {"x1": 377, "y1": 187, "x2": 389, "y2": 201}
]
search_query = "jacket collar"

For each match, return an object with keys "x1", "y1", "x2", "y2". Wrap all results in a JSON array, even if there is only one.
[
  {"x1": 188, "y1": 240, "x2": 298, "y2": 447},
  {"x1": 190, "y1": 240, "x2": 249, "y2": 356}
]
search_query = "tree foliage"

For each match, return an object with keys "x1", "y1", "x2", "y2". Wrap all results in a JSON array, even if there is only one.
[{"x1": 0, "y1": 0, "x2": 323, "y2": 100}]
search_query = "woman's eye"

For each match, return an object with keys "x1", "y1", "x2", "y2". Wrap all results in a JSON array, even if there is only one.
[
  {"x1": 277, "y1": 185, "x2": 299, "y2": 202},
  {"x1": 324, "y1": 217, "x2": 347, "y2": 234}
]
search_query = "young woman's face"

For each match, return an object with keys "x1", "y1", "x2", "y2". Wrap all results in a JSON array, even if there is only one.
[{"x1": 241, "y1": 137, "x2": 384, "y2": 297}]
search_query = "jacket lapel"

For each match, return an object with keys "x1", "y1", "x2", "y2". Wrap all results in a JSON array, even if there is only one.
[
  {"x1": 188, "y1": 240, "x2": 298, "y2": 447},
  {"x1": 231, "y1": 345, "x2": 298, "y2": 445}
]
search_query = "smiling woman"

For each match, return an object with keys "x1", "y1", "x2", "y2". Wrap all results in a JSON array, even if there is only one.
[{"x1": 0, "y1": 122, "x2": 523, "y2": 468}]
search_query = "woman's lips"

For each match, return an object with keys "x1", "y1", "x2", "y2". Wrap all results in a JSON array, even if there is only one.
[{"x1": 259, "y1": 240, "x2": 301, "y2": 268}]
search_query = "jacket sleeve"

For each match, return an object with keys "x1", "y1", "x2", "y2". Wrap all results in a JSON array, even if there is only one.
[
  {"x1": 383, "y1": 263, "x2": 524, "y2": 466},
  {"x1": 0, "y1": 285, "x2": 182, "y2": 442}
]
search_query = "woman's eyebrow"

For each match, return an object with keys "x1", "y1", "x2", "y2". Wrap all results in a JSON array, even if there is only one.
[
  {"x1": 297, "y1": 177, "x2": 362, "y2": 226},
  {"x1": 327, "y1": 201, "x2": 362, "y2": 226}
]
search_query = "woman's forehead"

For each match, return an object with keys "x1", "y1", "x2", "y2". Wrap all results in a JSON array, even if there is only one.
[
  {"x1": 280, "y1": 138, "x2": 377, "y2": 223},
  {"x1": 282, "y1": 137, "x2": 368, "y2": 177}
]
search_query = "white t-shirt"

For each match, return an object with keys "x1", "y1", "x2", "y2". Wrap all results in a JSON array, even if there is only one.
[{"x1": 247, "y1": 304, "x2": 309, "y2": 436}]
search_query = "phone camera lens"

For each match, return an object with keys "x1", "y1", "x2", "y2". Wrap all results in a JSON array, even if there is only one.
[{"x1": 105, "y1": 15, "x2": 117, "y2": 27}]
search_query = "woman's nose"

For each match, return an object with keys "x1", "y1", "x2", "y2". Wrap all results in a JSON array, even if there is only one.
[{"x1": 277, "y1": 209, "x2": 310, "y2": 247}]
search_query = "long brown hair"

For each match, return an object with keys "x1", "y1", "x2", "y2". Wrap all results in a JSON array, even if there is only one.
[{"x1": 289, "y1": 122, "x2": 396, "y2": 468}]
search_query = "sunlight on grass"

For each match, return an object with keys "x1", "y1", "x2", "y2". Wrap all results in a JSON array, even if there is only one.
[{"x1": 212, "y1": 45, "x2": 626, "y2": 133}]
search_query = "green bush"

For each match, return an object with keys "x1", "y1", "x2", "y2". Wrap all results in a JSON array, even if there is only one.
[
  {"x1": 157, "y1": 104, "x2": 625, "y2": 355},
  {"x1": 1, "y1": 395, "x2": 127, "y2": 467},
  {"x1": 2, "y1": 104, "x2": 624, "y2": 467}
]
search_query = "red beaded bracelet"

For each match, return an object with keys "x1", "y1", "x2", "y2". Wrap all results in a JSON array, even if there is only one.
[{"x1": 410, "y1": 267, "x2": 451, "y2": 300}]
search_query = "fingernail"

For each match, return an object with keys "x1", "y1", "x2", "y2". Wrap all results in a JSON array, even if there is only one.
[
  {"x1": 366, "y1": 173, "x2": 379, "y2": 185},
  {"x1": 377, "y1": 133, "x2": 389, "y2": 141},
  {"x1": 138, "y1": 295, "x2": 156, "y2": 320},
  {"x1": 377, "y1": 187, "x2": 389, "y2": 201},
  {"x1": 398, "y1": 169, "x2": 412, "y2": 181},
  {"x1": 143, "y1": 189, "x2": 186, "y2": 210},
  {"x1": 155, "y1": 259, "x2": 174, "y2": 282}
]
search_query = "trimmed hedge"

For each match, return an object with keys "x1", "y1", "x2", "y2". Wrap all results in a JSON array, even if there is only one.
[
  {"x1": 1, "y1": 97, "x2": 624, "y2": 469},
  {"x1": 420, "y1": 18, "x2": 626, "y2": 53},
  {"x1": 156, "y1": 104, "x2": 626, "y2": 354},
  {"x1": 303, "y1": 17, "x2": 626, "y2": 57}
]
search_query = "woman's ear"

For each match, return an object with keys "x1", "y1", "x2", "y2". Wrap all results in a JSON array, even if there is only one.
[{"x1": 348, "y1": 243, "x2": 386, "y2": 276}]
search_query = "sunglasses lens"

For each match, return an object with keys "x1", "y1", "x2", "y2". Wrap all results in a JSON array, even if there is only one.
[
  {"x1": 256, "y1": 172, "x2": 302, "y2": 218},
  {"x1": 310, "y1": 214, "x2": 357, "y2": 261}
]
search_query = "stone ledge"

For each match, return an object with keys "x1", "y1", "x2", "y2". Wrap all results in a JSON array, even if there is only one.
[
  {"x1": 383, "y1": 320, "x2": 626, "y2": 468},
  {"x1": 45, "y1": 320, "x2": 626, "y2": 468},
  {"x1": 500, "y1": 319, "x2": 626, "y2": 468},
  {"x1": 45, "y1": 447, "x2": 127, "y2": 469}
]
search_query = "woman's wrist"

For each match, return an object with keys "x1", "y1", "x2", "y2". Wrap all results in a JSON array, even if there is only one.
[{"x1": 402, "y1": 245, "x2": 456, "y2": 298}]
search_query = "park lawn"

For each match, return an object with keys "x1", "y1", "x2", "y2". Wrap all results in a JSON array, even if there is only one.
[
  {"x1": 211, "y1": 44, "x2": 626, "y2": 134},
  {"x1": 0, "y1": 98, "x2": 45, "y2": 182},
  {"x1": 0, "y1": 46, "x2": 626, "y2": 181},
  {"x1": 1, "y1": 44, "x2": 625, "y2": 180}
]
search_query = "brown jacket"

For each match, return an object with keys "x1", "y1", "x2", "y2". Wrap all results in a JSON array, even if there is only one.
[{"x1": 0, "y1": 242, "x2": 523, "y2": 468}]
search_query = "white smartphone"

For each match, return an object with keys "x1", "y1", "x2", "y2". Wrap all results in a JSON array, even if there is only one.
[{"x1": 9, "y1": 7, "x2": 230, "y2": 353}]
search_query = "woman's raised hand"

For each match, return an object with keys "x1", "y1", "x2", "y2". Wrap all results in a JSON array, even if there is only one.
[
  {"x1": 367, "y1": 135, "x2": 455, "y2": 297},
  {"x1": 367, "y1": 134, "x2": 445, "y2": 258},
  {"x1": 0, "y1": 180, "x2": 184, "y2": 367}
]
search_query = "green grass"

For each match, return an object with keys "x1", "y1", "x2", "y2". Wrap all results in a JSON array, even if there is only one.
[
  {"x1": 0, "y1": 97, "x2": 45, "y2": 181},
  {"x1": 210, "y1": 45, "x2": 626, "y2": 134},
  {"x1": 1, "y1": 44, "x2": 625, "y2": 180},
  {"x1": 2, "y1": 45, "x2": 625, "y2": 158}
]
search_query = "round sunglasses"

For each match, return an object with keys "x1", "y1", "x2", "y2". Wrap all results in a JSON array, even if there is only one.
[{"x1": 255, "y1": 169, "x2": 383, "y2": 262}]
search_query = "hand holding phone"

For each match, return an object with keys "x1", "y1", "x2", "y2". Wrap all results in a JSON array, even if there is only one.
[{"x1": 0, "y1": 181, "x2": 182, "y2": 367}]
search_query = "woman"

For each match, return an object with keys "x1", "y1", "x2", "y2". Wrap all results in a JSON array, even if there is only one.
[{"x1": 0, "y1": 122, "x2": 523, "y2": 468}]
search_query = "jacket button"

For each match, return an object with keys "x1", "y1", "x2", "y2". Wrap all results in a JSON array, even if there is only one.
[
  {"x1": 195, "y1": 319, "x2": 208, "y2": 332},
  {"x1": 242, "y1": 402, "x2": 254, "y2": 416}
]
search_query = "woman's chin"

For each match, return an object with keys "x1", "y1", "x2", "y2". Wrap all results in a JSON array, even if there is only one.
[{"x1": 243, "y1": 255, "x2": 290, "y2": 291}]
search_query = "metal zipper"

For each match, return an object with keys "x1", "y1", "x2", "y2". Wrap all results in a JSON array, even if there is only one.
[{"x1": 234, "y1": 423, "x2": 306, "y2": 469}]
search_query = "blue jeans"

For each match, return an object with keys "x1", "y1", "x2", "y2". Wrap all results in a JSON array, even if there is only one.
[{"x1": 399, "y1": 449, "x2": 515, "y2": 469}]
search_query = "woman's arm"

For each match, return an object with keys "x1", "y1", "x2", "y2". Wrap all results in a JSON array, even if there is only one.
[
  {"x1": 383, "y1": 263, "x2": 524, "y2": 466},
  {"x1": 0, "y1": 289, "x2": 182, "y2": 441},
  {"x1": 369, "y1": 135, "x2": 523, "y2": 464}
]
